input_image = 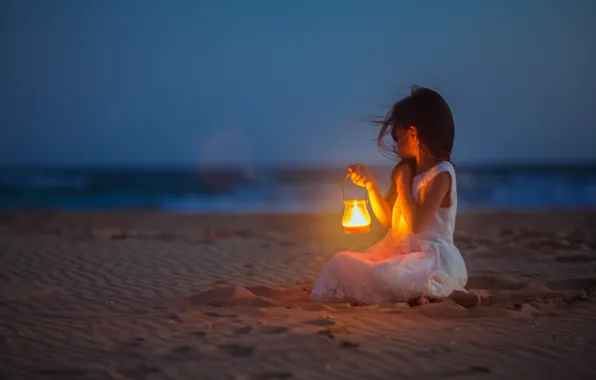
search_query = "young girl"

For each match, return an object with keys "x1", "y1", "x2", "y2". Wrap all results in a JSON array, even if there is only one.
[{"x1": 310, "y1": 86, "x2": 486, "y2": 308}]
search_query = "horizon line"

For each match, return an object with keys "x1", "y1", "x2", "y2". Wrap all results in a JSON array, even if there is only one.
[{"x1": 2, "y1": 161, "x2": 596, "y2": 172}]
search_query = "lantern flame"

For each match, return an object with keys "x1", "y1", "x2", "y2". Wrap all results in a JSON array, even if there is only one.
[{"x1": 342, "y1": 199, "x2": 371, "y2": 234}]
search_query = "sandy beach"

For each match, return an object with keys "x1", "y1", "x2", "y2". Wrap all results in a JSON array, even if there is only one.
[{"x1": 1, "y1": 210, "x2": 596, "y2": 379}]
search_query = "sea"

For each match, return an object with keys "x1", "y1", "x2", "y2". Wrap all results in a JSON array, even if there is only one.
[{"x1": 1, "y1": 165, "x2": 595, "y2": 213}]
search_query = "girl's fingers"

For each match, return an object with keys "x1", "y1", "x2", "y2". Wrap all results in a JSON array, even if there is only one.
[
  {"x1": 351, "y1": 174, "x2": 367, "y2": 186},
  {"x1": 348, "y1": 163, "x2": 364, "y2": 173},
  {"x1": 348, "y1": 164, "x2": 369, "y2": 186}
]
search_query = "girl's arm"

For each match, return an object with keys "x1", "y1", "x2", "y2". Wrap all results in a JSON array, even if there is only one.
[
  {"x1": 365, "y1": 180, "x2": 392, "y2": 229},
  {"x1": 396, "y1": 166, "x2": 451, "y2": 234},
  {"x1": 370, "y1": 161, "x2": 411, "y2": 229},
  {"x1": 349, "y1": 162, "x2": 411, "y2": 229}
]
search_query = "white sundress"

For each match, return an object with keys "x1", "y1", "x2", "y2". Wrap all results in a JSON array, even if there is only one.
[{"x1": 310, "y1": 161, "x2": 468, "y2": 304}]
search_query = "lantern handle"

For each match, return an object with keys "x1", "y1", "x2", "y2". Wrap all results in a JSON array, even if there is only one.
[{"x1": 342, "y1": 173, "x2": 369, "y2": 203}]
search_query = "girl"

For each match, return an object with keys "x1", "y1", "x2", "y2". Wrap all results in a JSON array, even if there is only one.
[{"x1": 310, "y1": 86, "x2": 487, "y2": 308}]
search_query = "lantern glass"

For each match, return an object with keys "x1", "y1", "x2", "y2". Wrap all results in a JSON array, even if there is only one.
[{"x1": 342, "y1": 198, "x2": 371, "y2": 234}]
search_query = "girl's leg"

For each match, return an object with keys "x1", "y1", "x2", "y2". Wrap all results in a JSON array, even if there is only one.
[{"x1": 311, "y1": 251, "x2": 384, "y2": 304}]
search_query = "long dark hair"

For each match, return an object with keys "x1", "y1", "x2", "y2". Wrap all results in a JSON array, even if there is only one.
[{"x1": 375, "y1": 85, "x2": 455, "y2": 206}]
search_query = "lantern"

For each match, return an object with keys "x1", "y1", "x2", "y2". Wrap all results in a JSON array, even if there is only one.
[{"x1": 342, "y1": 175, "x2": 372, "y2": 234}]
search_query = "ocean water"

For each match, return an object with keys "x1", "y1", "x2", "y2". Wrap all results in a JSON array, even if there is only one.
[{"x1": 1, "y1": 165, "x2": 595, "y2": 213}]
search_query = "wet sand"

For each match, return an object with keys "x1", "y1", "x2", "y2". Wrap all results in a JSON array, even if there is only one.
[{"x1": 1, "y1": 210, "x2": 596, "y2": 379}]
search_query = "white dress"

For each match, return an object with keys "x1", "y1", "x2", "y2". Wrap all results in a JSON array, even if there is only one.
[{"x1": 310, "y1": 161, "x2": 468, "y2": 304}]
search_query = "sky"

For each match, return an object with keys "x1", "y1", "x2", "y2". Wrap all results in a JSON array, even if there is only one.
[{"x1": 1, "y1": 0, "x2": 595, "y2": 167}]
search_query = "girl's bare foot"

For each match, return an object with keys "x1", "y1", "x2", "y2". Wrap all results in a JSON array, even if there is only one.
[
  {"x1": 407, "y1": 296, "x2": 431, "y2": 307},
  {"x1": 449, "y1": 291, "x2": 492, "y2": 309}
]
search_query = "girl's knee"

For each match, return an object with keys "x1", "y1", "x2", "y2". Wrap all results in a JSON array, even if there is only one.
[
  {"x1": 334, "y1": 251, "x2": 352, "y2": 259},
  {"x1": 325, "y1": 251, "x2": 358, "y2": 273}
]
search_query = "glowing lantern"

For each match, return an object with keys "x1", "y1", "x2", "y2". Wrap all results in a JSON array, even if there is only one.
[{"x1": 342, "y1": 175, "x2": 372, "y2": 234}]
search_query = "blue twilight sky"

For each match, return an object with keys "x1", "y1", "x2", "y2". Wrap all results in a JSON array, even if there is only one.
[{"x1": 1, "y1": 0, "x2": 595, "y2": 167}]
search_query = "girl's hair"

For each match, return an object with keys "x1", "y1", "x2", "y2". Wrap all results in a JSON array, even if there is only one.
[{"x1": 376, "y1": 85, "x2": 455, "y2": 206}]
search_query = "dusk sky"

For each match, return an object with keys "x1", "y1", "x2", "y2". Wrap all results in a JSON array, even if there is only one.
[{"x1": 1, "y1": 0, "x2": 595, "y2": 167}]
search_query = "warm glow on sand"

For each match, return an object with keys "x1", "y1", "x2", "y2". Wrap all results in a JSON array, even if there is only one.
[{"x1": 342, "y1": 200, "x2": 371, "y2": 234}]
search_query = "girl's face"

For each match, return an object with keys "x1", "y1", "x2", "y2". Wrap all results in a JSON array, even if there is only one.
[{"x1": 393, "y1": 125, "x2": 418, "y2": 158}]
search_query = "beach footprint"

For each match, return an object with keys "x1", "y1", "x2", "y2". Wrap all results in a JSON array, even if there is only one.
[
  {"x1": 304, "y1": 318, "x2": 336, "y2": 327},
  {"x1": 259, "y1": 326, "x2": 289, "y2": 335},
  {"x1": 554, "y1": 254, "x2": 596, "y2": 264},
  {"x1": 234, "y1": 325, "x2": 253, "y2": 335},
  {"x1": 161, "y1": 345, "x2": 202, "y2": 361},
  {"x1": 204, "y1": 311, "x2": 238, "y2": 318},
  {"x1": 219, "y1": 344, "x2": 255, "y2": 357}
]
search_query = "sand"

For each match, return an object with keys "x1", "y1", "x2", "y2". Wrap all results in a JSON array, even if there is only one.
[{"x1": 1, "y1": 210, "x2": 596, "y2": 379}]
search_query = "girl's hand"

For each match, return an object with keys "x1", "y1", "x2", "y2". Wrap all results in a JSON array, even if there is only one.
[
  {"x1": 348, "y1": 163, "x2": 375, "y2": 188},
  {"x1": 395, "y1": 162, "x2": 413, "y2": 189}
]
